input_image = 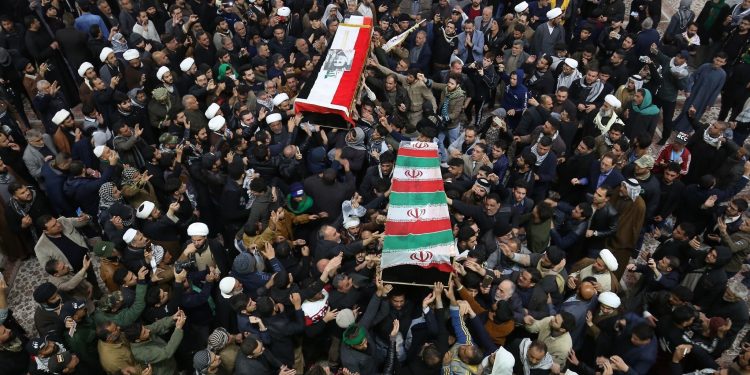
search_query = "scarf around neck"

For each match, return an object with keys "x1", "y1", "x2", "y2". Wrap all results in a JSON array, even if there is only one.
[
  {"x1": 703, "y1": 128, "x2": 723, "y2": 149},
  {"x1": 557, "y1": 69, "x2": 581, "y2": 89},
  {"x1": 519, "y1": 338, "x2": 553, "y2": 375},
  {"x1": 530, "y1": 143, "x2": 550, "y2": 166},
  {"x1": 579, "y1": 77, "x2": 605, "y2": 102},
  {"x1": 632, "y1": 89, "x2": 660, "y2": 115},
  {"x1": 441, "y1": 87, "x2": 465, "y2": 120}
]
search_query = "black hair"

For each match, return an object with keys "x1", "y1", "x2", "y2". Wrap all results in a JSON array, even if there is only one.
[{"x1": 44, "y1": 259, "x2": 60, "y2": 275}]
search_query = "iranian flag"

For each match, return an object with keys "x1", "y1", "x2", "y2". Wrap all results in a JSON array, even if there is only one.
[
  {"x1": 294, "y1": 16, "x2": 373, "y2": 128},
  {"x1": 382, "y1": 141, "x2": 457, "y2": 273}
]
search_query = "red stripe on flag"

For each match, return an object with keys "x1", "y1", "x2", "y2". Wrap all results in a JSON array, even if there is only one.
[
  {"x1": 397, "y1": 147, "x2": 439, "y2": 158},
  {"x1": 330, "y1": 18, "x2": 373, "y2": 120},
  {"x1": 424, "y1": 263, "x2": 454, "y2": 273},
  {"x1": 385, "y1": 218, "x2": 452, "y2": 235},
  {"x1": 294, "y1": 101, "x2": 348, "y2": 120},
  {"x1": 391, "y1": 179, "x2": 445, "y2": 193}
]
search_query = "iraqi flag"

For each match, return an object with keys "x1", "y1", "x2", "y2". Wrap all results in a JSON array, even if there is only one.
[
  {"x1": 294, "y1": 16, "x2": 373, "y2": 129},
  {"x1": 381, "y1": 141, "x2": 457, "y2": 273}
]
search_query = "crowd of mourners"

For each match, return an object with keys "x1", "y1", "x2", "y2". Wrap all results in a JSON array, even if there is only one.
[{"x1": 1, "y1": 0, "x2": 750, "y2": 374}]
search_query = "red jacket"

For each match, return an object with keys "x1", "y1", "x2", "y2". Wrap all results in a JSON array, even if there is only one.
[{"x1": 653, "y1": 144, "x2": 691, "y2": 176}]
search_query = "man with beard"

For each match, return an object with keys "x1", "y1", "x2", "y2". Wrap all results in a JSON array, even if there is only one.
[
  {"x1": 516, "y1": 94, "x2": 553, "y2": 138},
  {"x1": 193, "y1": 31, "x2": 216, "y2": 68},
  {"x1": 674, "y1": 53, "x2": 728, "y2": 133},
  {"x1": 569, "y1": 249, "x2": 620, "y2": 293},
  {"x1": 524, "y1": 55, "x2": 556, "y2": 97},
  {"x1": 526, "y1": 136, "x2": 558, "y2": 202},
  {"x1": 432, "y1": 21, "x2": 459, "y2": 75},
  {"x1": 447, "y1": 192, "x2": 514, "y2": 236},
  {"x1": 113, "y1": 120, "x2": 149, "y2": 169},
  {"x1": 584, "y1": 94, "x2": 623, "y2": 138},
  {"x1": 97, "y1": 47, "x2": 124, "y2": 91},
  {"x1": 594, "y1": 123, "x2": 628, "y2": 157},
  {"x1": 568, "y1": 67, "x2": 606, "y2": 123},
  {"x1": 556, "y1": 137, "x2": 597, "y2": 204},
  {"x1": 556, "y1": 58, "x2": 582, "y2": 89},
  {"x1": 549, "y1": 201, "x2": 592, "y2": 251},
  {"x1": 122, "y1": 49, "x2": 149, "y2": 91},
  {"x1": 35, "y1": 213, "x2": 103, "y2": 296},
  {"x1": 515, "y1": 117, "x2": 567, "y2": 157},
  {"x1": 508, "y1": 149, "x2": 537, "y2": 191},
  {"x1": 155, "y1": 66, "x2": 180, "y2": 102},
  {"x1": 683, "y1": 122, "x2": 734, "y2": 184},
  {"x1": 33, "y1": 282, "x2": 67, "y2": 341},
  {"x1": 359, "y1": 151, "x2": 394, "y2": 202},
  {"x1": 238, "y1": 64, "x2": 263, "y2": 94},
  {"x1": 112, "y1": 91, "x2": 145, "y2": 139},
  {"x1": 653, "y1": 163, "x2": 686, "y2": 228},
  {"x1": 176, "y1": 57, "x2": 197, "y2": 95},
  {"x1": 181, "y1": 94, "x2": 208, "y2": 132},
  {"x1": 136, "y1": 196, "x2": 182, "y2": 246},
  {"x1": 532, "y1": 8, "x2": 565, "y2": 56},
  {"x1": 375, "y1": 74, "x2": 411, "y2": 119},
  {"x1": 624, "y1": 154, "x2": 660, "y2": 220},
  {"x1": 32, "y1": 80, "x2": 69, "y2": 135},
  {"x1": 607, "y1": 179, "x2": 646, "y2": 276}
]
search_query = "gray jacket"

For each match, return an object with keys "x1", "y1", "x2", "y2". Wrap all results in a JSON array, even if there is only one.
[{"x1": 23, "y1": 134, "x2": 58, "y2": 182}]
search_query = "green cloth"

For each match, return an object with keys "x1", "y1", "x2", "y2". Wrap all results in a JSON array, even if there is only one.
[
  {"x1": 217, "y1": 63, "x2": 236, "y2": 81},
  {"x1": 520, "y1": 213, "x2": 552, "y2": 253},
  {"x1": 632, "y1": 89, "x2": 660, "y2": 116},
  {"x1": 286, "y1": 195, "x2": 313, "y2": 214},
  {"x1": 93, "y1": 283, "x2": 147, "y2": 326},
  {"x1": 703, "y1": 0, "x2": 726, "y2": 31},
  {"x1": 130, "y1": 317, "x2": 183, "y2": 375},
  {"x1": 64, "y1": 317, "x2": 102, "y2": 372}
]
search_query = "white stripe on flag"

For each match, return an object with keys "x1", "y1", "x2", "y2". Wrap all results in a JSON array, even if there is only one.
[
  {"x1": 387, "y1": 205, "x2": 450, "y2": 221},
  {"x1": 380, "y1": 243, "x2": 456, "y2": 269},
  {"x1": 304, "y1": 23, "x2": 363, "y2": 107},
  {"x1": 399, "y1": 141, "x2": 438, "y2": 151},
  {"x1": 392, "y1": 166, "x2": 442, "y2": 181}
]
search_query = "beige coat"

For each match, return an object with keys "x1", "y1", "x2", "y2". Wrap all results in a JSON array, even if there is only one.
[{"x1": 34, "y1": 216, "x2": 90, "y2": 270}]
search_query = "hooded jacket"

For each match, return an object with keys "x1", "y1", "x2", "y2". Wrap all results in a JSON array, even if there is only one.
[
  {"x1": 683, "y1": 246, "x2": 731, "y2": 308},
  {"x1": 500, "y1": 69, "x2": 529, "y2": 112}
]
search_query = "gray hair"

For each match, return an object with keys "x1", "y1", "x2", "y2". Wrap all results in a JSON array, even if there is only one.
[
  {"x1": 36, "y1": 80, "x2": 50, "y2": 91},
  {"x1": 181, "y1": 94, "x2": 196, "y2": 107},
  {"x1": 641, "y1": 17, "x2": 653, "y2": 30},
  {"x1": 512, "y1": 39, "x2": 524, "y2": 47},
  {"x1": 25, "y1": 129, "x2": 43, "y2": 141},
  {"x1": 728, "y1": 282, "x2": 749, "y2": 299}
]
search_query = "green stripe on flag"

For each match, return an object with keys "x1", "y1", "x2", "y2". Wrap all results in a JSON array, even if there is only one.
[
  {"x1": 389, "y1": 192, "x2": 446, "y2": 206},
  {"x1": 395, "y1": 155, "x2": 441, "y2": 168},
  {"x1": 383, "y1": 230, "x2": 454, "y2": 251}
]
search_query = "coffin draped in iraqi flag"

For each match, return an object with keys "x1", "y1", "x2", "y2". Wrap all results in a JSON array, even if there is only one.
[
  {"x1": 294, "y1": 15, "x2": 373, "y2": 129},
  {"x1": 381, "y1": 141, "x2": 457, "y2": 277}
]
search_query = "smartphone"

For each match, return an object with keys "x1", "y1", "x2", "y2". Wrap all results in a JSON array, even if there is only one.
[
  {"x1": 76, "y1": 207, "x2": 83, "y2": 216},
  {"x1": 481, "y1": 275, "x2": 493, "y2": 288}
]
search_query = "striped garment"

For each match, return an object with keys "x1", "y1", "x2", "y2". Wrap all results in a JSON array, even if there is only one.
[{"x1": 381, "y1": 141, "x2": 457, "y2": 272}]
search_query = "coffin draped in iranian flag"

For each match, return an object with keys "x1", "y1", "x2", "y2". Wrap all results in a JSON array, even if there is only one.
[
  {"x1": 294, "y1": 15, "x2": 372, "y2": 129},
  {"x1": 381, "y1": 141, "x2": 457, "y2": 278}
]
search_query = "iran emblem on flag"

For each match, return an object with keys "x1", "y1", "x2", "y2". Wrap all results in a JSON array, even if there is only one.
[{"x1": 381, "y1": 141, "x2": 457, "y2": 276}]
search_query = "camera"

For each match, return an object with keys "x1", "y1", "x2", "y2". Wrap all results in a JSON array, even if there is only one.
[{"x1": 174, "y1": 254, "x2": 197, "y2": 273}]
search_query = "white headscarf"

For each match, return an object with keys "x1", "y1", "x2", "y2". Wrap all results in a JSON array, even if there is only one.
[
  {"x1": 321, "y1": 4, "x2": 343, "y2": 25},
  {"x1": 623, "y1": 178, "x2": 642, "y2": 201}
]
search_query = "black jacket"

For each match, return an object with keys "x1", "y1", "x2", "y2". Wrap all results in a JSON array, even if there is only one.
[{"x1": 585, "y1": 202, "x2": 618, "y2": 250}]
